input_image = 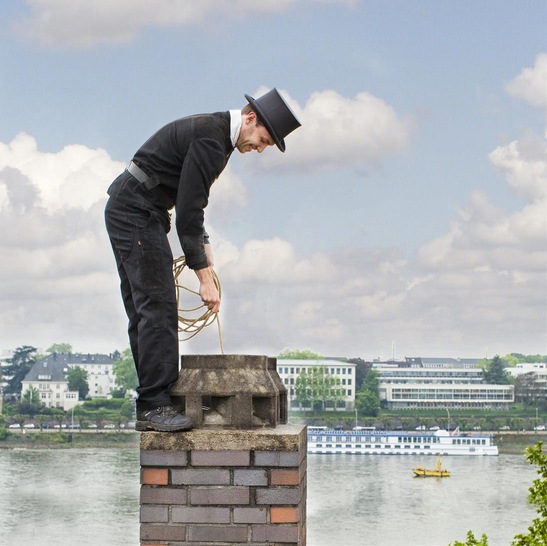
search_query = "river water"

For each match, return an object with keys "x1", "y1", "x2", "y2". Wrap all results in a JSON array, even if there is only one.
[{"x1": 0, "y1": 447, "x2": 537, "y2": 546}]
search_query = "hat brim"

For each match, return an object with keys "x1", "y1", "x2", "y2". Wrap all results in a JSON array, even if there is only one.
[{"x1": 244, "y1": 94, "x2": 286, "y2": 152}]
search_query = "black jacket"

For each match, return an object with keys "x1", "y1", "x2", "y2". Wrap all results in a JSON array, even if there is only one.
[{"x1": 108, "y1": 111, "x2": 233, "y2": 269}]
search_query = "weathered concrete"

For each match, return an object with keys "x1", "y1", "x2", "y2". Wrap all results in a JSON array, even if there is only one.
[
  {"x1": 140, "y1": 423, "x2": 305, "y2": 452},
  {"x1": 169, "y1": 354, "x2": 288, "y2": 429}
]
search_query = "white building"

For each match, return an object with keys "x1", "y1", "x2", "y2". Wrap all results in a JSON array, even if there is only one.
[
  {"x1": 375, "y1": 363, "x2": 514, "y2": 410},
  {"x1": 506, "y1": 363, "x2": 547, "y2": 399},
  {"x1": 21, "y1": 352, "x2": 120, "y2": 411},
  {"x1": 506, "y1": 362, "x2": 547, "y2": 380},
  {"x1": 66, "y1": 353, "x2": 119, "y2": 398},
  {"x1": 277, "y1": 359, "x2": 356, "y2": 411},
  {"x1": 21, "y1": 356, "x2": 79, "y2": 411}
]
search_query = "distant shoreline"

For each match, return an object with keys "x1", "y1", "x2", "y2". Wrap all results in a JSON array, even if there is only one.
[{"x1": 1, "y1": 430, "x2": 545, "y2": 454}]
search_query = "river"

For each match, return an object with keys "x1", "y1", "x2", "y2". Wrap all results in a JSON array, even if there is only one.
[{"x1": 0, "y1": 447, "x2": 537, "y2": 545}]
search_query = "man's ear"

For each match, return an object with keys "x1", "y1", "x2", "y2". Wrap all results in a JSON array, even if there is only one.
[{"x1": 244, "y1": 111, "x2": 256, "y2": 125}]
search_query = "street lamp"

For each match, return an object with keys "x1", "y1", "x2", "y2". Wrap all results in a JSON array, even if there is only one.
[{"x1": 446, "y1": 408, "x2": 450, "y2": 434}]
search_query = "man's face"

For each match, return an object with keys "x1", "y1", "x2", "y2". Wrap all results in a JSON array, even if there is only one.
[{"x1": 236, "y1": 113, "x2": 275, "y2": 154}]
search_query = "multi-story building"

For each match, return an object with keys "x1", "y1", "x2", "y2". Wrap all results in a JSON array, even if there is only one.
[
  {"x1": 22, "y1": 355, "x2": 79, "y2": 411},
  {"x1": 65, "y1": 353, "x2": 119, "y2": 398},
  {"x1": 373, "y1": 358, "x2": 514, "y2": 410},
  {"x1": 277, "y1": 359, "x2": 356, "y2": 411},
  {"x1": 21, "y1": 352, "x2": 120, "y2": 411},
  {"x1": 506, "y1": 362, "x2": 547, "y2": 401}
]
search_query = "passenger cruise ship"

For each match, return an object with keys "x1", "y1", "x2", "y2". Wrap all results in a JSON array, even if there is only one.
[{"x1": 307, "y1": 427, "x2": 498, "y2": 456}]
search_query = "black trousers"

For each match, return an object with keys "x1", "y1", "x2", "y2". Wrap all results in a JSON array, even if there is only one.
[{"x1": 104, "y1": 196, "x2": 179, "y2": 410}]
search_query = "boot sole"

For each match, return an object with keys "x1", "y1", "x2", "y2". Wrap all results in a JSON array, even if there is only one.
[{"x1": 135, "y1": 420, "x2": 194, "y2": 432}]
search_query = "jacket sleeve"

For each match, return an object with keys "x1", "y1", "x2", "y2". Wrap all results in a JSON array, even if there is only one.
[{"x1": 175, "y1": 138, "x2": 227, "y2": 269}]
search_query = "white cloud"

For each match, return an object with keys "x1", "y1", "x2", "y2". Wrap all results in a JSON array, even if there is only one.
[
  {"x1": 246, "y1": 89, "x2": 413, "y2": 171},
  {"x1": 205, "y1": 167, "x2": 249, "y2": 224},
  {"x1": 0, "y1": 133, "x2": 123, "y2": 213},
  {"x1": 13, "y1": 0, "x2": 354, "y2": 48},
  {"x1": 0, "y1": 134, "x2": 128, "y2": 351},
  {"x1": 412, "y1": 127, "x2": 547, "y2": 357},
  {"x1": 506, "y1": 52, "x2": 547, "y2": 112}
]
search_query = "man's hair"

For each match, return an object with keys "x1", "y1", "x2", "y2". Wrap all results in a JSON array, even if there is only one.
[{"x1": 241, "y1": 103, "x2": 263, "y2": 126}]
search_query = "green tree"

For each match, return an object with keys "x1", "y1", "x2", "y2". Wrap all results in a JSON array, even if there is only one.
[
  {"x1": 356, "y1": 369, "x2": 380, "y2": 417},
  {"x1": 278, "y1": 348, "x2": 324, "y2": 360},
  {"x1": 47, "y1": 343, "x2": 73, "y2": 354},
  {"x1": 483, "y1": 355, "x2": 510, "y2": 384},
  {"x1": 294, "y1": 366, "x2": 341, "y2": 411},
  {"x1": 112, "y1": 349, "x2": 138, "y2": 394},
  {"x1": 349, "y1": 358, "x2": 372, "y2": 391},
  {"x1": 512, "y1": 442, "x2": 547, "y2": 545},
  {"x1": 67, "y1": 366, "x2": 89, "y2": 400},
  {"x1": 4, "y1": 346, "x2": 38, "y2": 395},
  {"x1": 19, "y1": 387, "x2": 42, "y2": 416},
  {"x1": 514, "y1": 373, "x2": 543, "y2": 408},
  {"x1": 451, "y1": 531, "x2": 489, "y2": 546},
  {"x1": 356, "y1": 390, "x2": 380, "y2": 417},
  {"x1": 21, "y1": 386, "x2": 40, "y2": 406}
]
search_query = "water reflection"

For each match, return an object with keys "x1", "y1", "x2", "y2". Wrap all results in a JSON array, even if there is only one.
[
  {"x1": 0, "y1": 448, "x2": 538, "y2": 546},
  {"x1": 307, "y1": 454, "x2": 536, "y2": 546},
  {"x1": 0, "y1": 448, "x2": 140, "y2": 546}
]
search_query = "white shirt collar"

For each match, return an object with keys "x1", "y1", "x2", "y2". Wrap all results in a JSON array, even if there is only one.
[{"x1": 229, "y1": 110, "x2": 242, "y2": 148}]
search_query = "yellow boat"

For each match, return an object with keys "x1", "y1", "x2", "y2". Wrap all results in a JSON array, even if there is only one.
[{"x1": 413, "y1": 456, "x2": 450, "y2": 478}]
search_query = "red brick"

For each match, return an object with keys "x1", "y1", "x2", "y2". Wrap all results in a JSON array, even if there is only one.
[
  {"x1": 271, "y1": 507, "x2": 300, "y2": 523},
  {"x1": 141, "y1": 468, "x2": 169, "y2": 485},
  {"x1": 271, "y1": 469, "x2": 300, "y2": 486}
]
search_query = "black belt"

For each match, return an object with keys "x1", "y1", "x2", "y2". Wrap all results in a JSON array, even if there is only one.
[
  {"x1": 126, "y1": 161, "x2": 174, "y2": 209},
  {"x1": 127, "y1": 161, "x2": 154, "y2": 188}
]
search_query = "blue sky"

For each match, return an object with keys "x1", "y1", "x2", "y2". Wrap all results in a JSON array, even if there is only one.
[{"x1": 0, "y1": 0, "x2": 545, "y2": 360}]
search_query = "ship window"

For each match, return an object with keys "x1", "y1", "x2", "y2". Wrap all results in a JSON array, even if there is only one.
[
  {"x1": 355, "y1": 445, "x2": 361, "y2": 448},
  {"x1": 395, "y1": 445, "x2": 401, "y2": 448},
  {"x1": 365, "y1": 445, "x2": 371, "y2": 448}
]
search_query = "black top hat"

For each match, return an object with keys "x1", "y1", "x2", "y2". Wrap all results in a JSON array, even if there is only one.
[{"x1": 244, "y1": 88, "x2": 301, "y2": 152}]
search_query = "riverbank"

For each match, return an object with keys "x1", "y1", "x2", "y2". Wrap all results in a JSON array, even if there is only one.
[
  {"x1": 495, "y1": 432, "x2": 547, "y2": 454},
  {"x1": 1, "y1": 429, "x2": 545, "y2": 453},
  {"x1": 0, "y1": 430, "x2": 140, "y2": 449}
]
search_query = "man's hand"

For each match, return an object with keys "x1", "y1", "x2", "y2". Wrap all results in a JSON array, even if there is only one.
[{"x1": 194, "y1": 267, "x2": 220, "y2": 313}]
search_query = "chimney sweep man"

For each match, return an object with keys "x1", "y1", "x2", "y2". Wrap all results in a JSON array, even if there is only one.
[{"x1": 105, "y1": 88, "x2": 301, "y2": 432}]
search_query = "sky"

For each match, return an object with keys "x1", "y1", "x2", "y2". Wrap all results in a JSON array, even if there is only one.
[{"x1": 0, "y1": 0, "x2": 546, "y2": 362}]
